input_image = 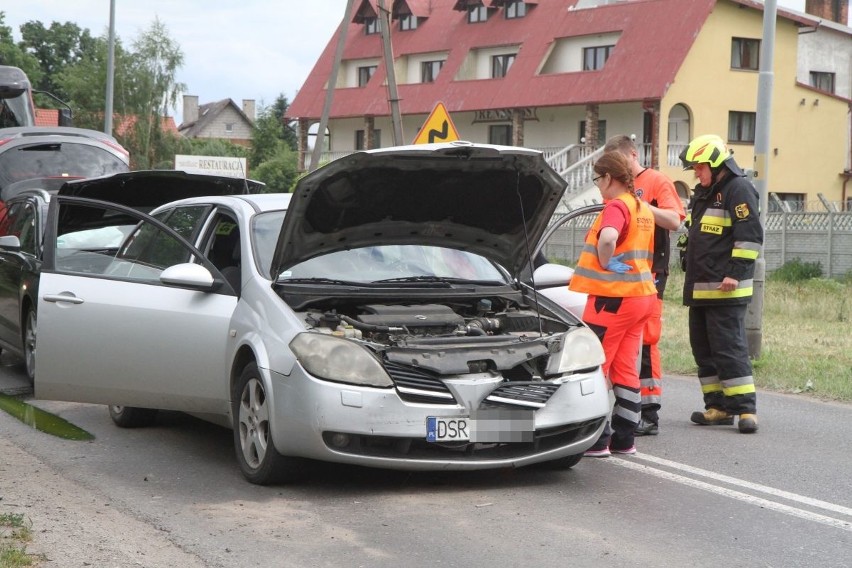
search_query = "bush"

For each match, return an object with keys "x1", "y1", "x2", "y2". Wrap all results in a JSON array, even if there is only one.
[{"x1": 768, "y1": 258, "x2": 823, "y2": 283}]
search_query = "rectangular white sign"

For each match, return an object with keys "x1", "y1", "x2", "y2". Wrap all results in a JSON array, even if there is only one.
[{"x1": 174, "y1": 154, "x2": 246, "y2": 178}]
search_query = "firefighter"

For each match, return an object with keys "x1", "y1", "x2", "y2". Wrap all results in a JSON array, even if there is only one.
[
  {"x1": 679, "y1": 134, "x2": 763, "y2": 433},
  {"x1": 570, "y1": 151, "x2": 657, "y2": 456},
  {"x1": 604, "y1": 135, "x2": 685, "y2": 436}
]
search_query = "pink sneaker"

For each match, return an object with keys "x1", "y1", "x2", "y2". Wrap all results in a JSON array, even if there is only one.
[
  {"x1": 583, "y1": 447, "x2": 611, "y2": 458},
  {"x1": 610, "y1": 445, "x2": 637, "y2": 455}
]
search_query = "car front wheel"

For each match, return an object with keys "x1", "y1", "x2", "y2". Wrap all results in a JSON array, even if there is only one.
[{"x1": 232, "y1": 362, "x2": 303, "y2": 485}]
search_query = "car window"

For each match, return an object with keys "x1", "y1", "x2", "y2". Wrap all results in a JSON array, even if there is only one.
[
  {"x1": 0, "y1": 142, "x2": 128, "y2": 190},
  {"x1": 156, "y1": 205, "x2": 210, "y2": 241},
  {"x1": 0, "y1": 200, "x2": 38, "y2": 255},
  {"x1": 203, "y1": 212, "x2": 240, "y2": 273},
  {"x1": 280, "y1": 245, "x2": 506, "y2": 284},
  {"x1": 251, "y1": 210, "x2": 285, "y2": 279},
  {"x1": 52, "y1": 201, "x2": 200, "y2": 282}
]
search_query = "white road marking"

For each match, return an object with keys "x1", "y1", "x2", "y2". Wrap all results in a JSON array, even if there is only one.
[{"x1": 606, "y1": 456, "x2": 852, "y2": 532}]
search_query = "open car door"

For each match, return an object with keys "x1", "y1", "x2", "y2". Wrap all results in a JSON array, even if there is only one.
[{"x1": 34, "y1": 195, "x2": 238, "y2": 415}]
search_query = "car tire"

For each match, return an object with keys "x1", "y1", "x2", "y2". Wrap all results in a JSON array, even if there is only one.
[
  {"x1": 23, "y1": 308, "x2": 36, "y2": 385},
  {"x1": 232, "y1": 362, "x2": 304, "y2": 485},
  {"x1": 540, "y1": 453, "x2": 583, "y2": 470},
  {"x1": 109, "y1": 405, "x2": 158, "y2": 428}
]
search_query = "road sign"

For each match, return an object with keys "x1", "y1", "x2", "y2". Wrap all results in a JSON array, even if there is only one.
[{"x1": 413, "y1": 102, "x2": 460, "y2": 145}]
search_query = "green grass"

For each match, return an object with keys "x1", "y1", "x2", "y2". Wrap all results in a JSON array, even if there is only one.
[
  {"x1": 0, "y1": 513, "x2": 40, "y2": 568},
  {"x1": 660, "y1": 270, "x2": 852, "y2": 402}
]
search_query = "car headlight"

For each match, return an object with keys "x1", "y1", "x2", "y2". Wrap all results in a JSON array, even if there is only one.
[
  {"x1": 546, "y1": 327, "x2": 605, "y2": 376},
  {"x1": 289, "y1": 333, "x2": 393, "y2": 388}
]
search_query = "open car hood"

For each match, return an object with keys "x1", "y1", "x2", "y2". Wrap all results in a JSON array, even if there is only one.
[
  {"x1": 58, "y1": 169, "x2": 264, "y2": 208},
  {"x1": 271, "y1": 142, "x2": 567, "y2": 278}
]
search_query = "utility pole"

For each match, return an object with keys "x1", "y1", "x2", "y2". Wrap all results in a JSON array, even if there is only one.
[
  {"x1": 309, "y1": 0, "x2": 355, "y2": 172},
  {"x1": 377, "y1": 0, "x2": 404, "y2": 145},
  {"x1": 104, "y1": 0, "x2": 116, "y2": 135},
  {"x1": 746, "y1": 0, "x2": 776, "y2": 358}
]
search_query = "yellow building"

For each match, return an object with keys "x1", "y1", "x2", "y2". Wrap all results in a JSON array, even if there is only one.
[{"x1": 287, "y1": 0, "x2": 852, "y2": 211}]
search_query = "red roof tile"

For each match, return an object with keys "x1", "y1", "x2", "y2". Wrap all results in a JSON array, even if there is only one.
[{"x1": 34, "y1": 108, "x2": 59, "y2": 127}]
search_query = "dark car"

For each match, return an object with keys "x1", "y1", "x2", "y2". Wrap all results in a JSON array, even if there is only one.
[
  {"x1": 0, "y1": 127, "x2": 130, "y2": 202},
  {"x1": 0, "y1": 170, "x2": 263, "y2": 382}
]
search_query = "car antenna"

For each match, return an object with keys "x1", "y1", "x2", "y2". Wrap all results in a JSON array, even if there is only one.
[{"x1": 515, "y1": 166, "x2": 543, "y2": 337}]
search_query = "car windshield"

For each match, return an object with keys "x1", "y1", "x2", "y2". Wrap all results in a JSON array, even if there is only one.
[
  {"x1": 251, "y1": 210, "x2": 507, "y2": 285},
  {"x1": 0, "y1": 142, "x2": 128, "y2": 190}
]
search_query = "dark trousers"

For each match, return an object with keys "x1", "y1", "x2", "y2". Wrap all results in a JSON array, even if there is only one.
[{"x1": 688, "y1": 304, "x2": 757, "y2": 415}]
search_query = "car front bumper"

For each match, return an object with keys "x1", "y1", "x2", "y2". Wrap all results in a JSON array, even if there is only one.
[{"x1": 266, "y1": 364, "x2": 611, "y2": 471}]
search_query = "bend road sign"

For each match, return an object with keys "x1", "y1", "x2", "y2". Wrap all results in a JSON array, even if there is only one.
[{"x1": 413, "y1": 102, "x2": 460, "y2": 145}]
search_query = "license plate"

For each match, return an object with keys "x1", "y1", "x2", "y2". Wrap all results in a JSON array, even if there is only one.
[
  {"x1": 427, "y1": 416, "x2": 470, "y2": 442},
  {"x1": 427, "y1": 410, "x2": 534, "y2": 443}
]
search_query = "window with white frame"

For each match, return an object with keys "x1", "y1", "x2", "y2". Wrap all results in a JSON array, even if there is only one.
[
  {"x1": 358, "y1": 65, "x2": 377, "y2": 87},
  {"x1": 491, "y1": 54, "x2": 516, "y2": 78},
  {"x1": 400, "y1": 14, "x2": 418, "y2": 30},
  {"x1": 506, "y1": 1, "x2": 526, "y2": 18},
  {"x1": 731, "y1": 38, "x2": 759, "y2": 70},
  {"x1": 728, "y1": 111, "x2": 756, "y2": 143},
  {"x1": 224, "y1": 123, "x2": 234, "y2": 134},
  {"x1": 809, "y1": 71, "x2": 835, "y2": 93},
  {"x1": 468, "y1": 5, "x2": 488, "y2": 23},
  {"x1": 365, "y1": 17, "x2": 380, "y2": 35},
  {"x1": 583, "y1": 45, "x2": 613, "y2": 71},
  {"x1": 421, "y1": 60, "x2": 444, "y2": 83}
]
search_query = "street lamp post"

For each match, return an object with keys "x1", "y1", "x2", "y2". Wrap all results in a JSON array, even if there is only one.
[{"x1": 104, "y1": 0, "x2": 116, "y2": 135}]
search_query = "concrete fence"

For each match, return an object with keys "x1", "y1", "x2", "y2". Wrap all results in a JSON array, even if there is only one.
[{"x1": 541, "y1": 211, "x2": 852, "y2": 279}]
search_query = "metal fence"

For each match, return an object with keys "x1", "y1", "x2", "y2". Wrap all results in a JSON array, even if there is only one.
[{"x1": 541, "y1": 210, "x2": 852, "y2": 279}]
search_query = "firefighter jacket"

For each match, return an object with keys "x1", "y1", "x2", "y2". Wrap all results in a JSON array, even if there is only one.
[
  {"x1": 570, "y1": 193, "x2": 657, "y2": 298},
  {"x1": 682, "y1": 170, "x2": 763, "y2": 307}
]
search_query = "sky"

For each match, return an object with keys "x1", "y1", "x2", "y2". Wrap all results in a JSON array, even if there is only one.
[{"x1": 0, "y1": 0, "x2": 824, "y2": 125}]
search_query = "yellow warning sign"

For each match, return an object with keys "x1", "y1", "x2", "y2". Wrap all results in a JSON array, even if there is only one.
[{"x1": 413, "y1": 102, "x2": 460, "y2": 145}]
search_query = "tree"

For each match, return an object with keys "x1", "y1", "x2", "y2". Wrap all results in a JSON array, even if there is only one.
[
  {"x1": 17, "y1": 20, "x2": 97, "y2": 100},
  {"x1": 0, "y1": 12, "x2": 42, "y2": 82},
  {"x1": 249, "y1": 99, "x2": 298, "y2": 191}
]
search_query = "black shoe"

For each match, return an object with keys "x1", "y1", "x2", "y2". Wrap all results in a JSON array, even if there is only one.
[{"x1": 634, "y1": 418, "x2": 659, "y2": 436}]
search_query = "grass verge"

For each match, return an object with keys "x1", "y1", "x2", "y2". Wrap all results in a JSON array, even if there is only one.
[
  {"x1": 660, "y1": 270, "x2": 852, "y2": 402},
  {"x1": 0, "y1": 513, "x2": 42, "y2": 568}
]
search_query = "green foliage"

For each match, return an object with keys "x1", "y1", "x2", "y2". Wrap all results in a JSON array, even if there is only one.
[
  {"x1": 0, "y1": 12, "x2": 42, "y2": 82},
  {"x1": 18, "y1": 20, "x2": 97, "y2": 100},
  {"x1": 1, "y1": 512, "x2": 38, "y2": 567},
  {"x1": 768, "y1": 258, "x2": 823, "y2": 283},
  {"x1": 251, "y1": 148, "x2": 299, "y2": 193}
]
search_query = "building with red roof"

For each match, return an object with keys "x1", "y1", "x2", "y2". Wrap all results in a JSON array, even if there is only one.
[{"x1": 287, "y1": 0, "x2": 851, "y2": 210}]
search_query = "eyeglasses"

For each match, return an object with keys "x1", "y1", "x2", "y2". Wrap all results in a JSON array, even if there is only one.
[{"x1": 592, "y1": 174, "x2": 605, "y2": 183}]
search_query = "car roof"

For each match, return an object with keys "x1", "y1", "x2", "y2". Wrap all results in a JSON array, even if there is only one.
[{"x1": 150, "y1": 192, "x2": 292, "y2": 215}]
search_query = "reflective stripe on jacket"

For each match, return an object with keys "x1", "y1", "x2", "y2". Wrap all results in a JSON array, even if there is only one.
[
  {"x1": 682, "y1": 172, "x2": 763, "y2": 306},
  {"x1": 570, "y1": 194, "x2": 657, "y2": 298}
]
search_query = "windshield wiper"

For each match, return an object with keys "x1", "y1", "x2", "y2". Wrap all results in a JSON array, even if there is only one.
[
  {"x1": 372, "y1": 276, "x2": 503, "y2": 285},
  {"x1": 276, "y1": 277, "x2": 362, "y2": 286}
]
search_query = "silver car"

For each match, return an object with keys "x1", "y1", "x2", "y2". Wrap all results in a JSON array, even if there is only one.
[{"x1": 34, "y1": 142, "x2": 611, "y2": 484}]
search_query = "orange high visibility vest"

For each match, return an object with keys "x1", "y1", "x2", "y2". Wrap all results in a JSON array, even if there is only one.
[{"x1": 569, "y1": 193, "x2": 657, "y2": 297}]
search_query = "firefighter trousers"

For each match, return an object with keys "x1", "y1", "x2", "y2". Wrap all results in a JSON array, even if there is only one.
[
  {"x1": 688, "y1": 304, "x2": 757, "y2": 415},
  {"x1": 583, "y1": 294, "x2": 655, "y2": 450}
]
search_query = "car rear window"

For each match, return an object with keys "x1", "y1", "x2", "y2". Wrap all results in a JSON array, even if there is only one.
[{"x1": 0, "y1": 142, "x2": 129, "y2": 190}]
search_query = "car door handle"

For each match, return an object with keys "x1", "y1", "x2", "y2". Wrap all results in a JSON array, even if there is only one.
[{"x1": 43, "y1": 294, "x2": 85, "y2": 305}]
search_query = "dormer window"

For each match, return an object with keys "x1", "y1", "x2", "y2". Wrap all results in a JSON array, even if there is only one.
[
  {"x1": 505, "y1": 1, "x2": 526, "y2": 18},
  {"x1": 400, "y1": 14, "x2": 418, "y2": 30},
  {"x1": 365, "y1": 17, "x2": 380, "y2": 35},
  {"x1": 468, "y1": 5, "x2": 489, "y2": 23},
  {"x1": 583, "y1": 45, "x2": 613, "y2": 71}
]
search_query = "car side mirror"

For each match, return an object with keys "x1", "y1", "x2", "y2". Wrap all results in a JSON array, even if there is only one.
[
  {"x1": 0, "y1": 235, "x2": 21, "y2": 252},
  {"x1": 160, "y1": 263, "x2": 215, "y2": 291},
  {"x1": 532, "y1": 263, "x2": 575, "y2": 288}
]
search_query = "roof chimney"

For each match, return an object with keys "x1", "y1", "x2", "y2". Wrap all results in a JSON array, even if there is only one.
[
  {"x1": 242, "y1": 99, "x2": 256, "y2": 122},
  {"x1": 183, "y1": 95, "x2": 199, "y2": 124},
  {"x1": 805, "y1": 0, "x2": 849, "y2": 24}
]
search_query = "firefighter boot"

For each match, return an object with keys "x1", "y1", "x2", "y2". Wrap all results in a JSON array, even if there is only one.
[
  {"x1": 738, "y1": 414, "x2": 758, "y2": 433},
  {"x1": 690, "y1": 408, "x2": 734, "y2": 426}
]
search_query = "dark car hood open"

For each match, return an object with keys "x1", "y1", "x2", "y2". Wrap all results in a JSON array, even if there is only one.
[
  {"x1": 58, "y1": 169, "x2": 265, "y2": 209},
  {"x1": 271, "y1": 142, "x2": 567, "y2": 278}
]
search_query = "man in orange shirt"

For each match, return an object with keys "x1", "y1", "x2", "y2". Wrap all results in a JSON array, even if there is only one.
[{"x1": 604, "y1": 135, "x2": 685, "y2": 436}]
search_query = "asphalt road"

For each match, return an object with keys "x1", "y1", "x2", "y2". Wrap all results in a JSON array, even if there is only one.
[{"x1": 2, "y1": 358, "x2": 851, "y2": 568}]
